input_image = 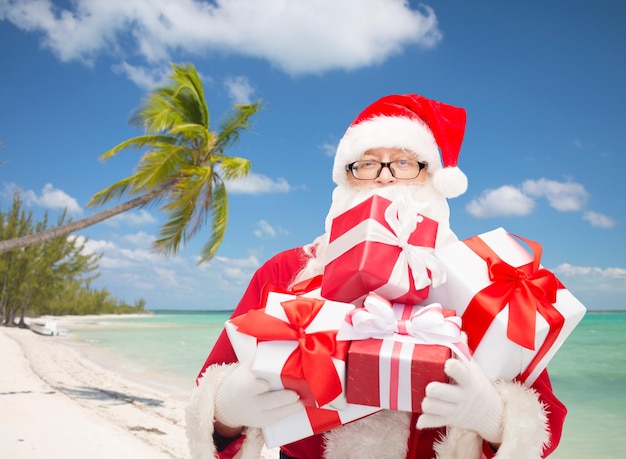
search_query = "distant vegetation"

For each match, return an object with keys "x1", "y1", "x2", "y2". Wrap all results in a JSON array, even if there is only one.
[{"x1": 0, "y1": 192, "x2": 146, "y2": 327}]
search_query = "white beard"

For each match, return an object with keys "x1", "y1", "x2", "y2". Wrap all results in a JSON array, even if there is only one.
[{"x1": 294, "y1": 180, "x2": 459, "y2": 285}]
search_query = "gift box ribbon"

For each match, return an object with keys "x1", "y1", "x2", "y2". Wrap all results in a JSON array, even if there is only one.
[
  {"x1": 462, "y1": 234, "x2": 565, "y2": 381},
  {"x1": 326, "y1": 200, "x2": 446, "y2": 291},
  {"x1": 306, "y1": 406, "x2": 342, "y2": 435},
  {"x1": 233, "y1": 278, "x2": 348, "y2": 407},
  {"x1": 337, "y1": 292, "x2": 471, "y2": 362}
]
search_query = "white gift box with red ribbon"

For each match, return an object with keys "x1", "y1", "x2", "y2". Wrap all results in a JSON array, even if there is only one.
[
  {"x1": 225, "y1": 277, "x2": 380, "y2": 447},
  {"x1": 427, "y1": 227, "x2": 586, "y2": 385},
  {"x1": 228, "y1": 279, "x2": 353, "y2": 409},
  {"x1": 250, "y1": 290, "x2": 353, "y2": 409},
  {"x1": 262, "y1": 403, "x2": 380, "y2": 449}
]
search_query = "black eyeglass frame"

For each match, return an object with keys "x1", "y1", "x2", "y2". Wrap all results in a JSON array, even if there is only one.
[{"x1": 345, "y1": 160, "x2": 428, "y2": 180}]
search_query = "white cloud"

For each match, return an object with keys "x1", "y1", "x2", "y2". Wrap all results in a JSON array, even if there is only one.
[
  {"x1": 117, "y1": 245, "x2": 161, "y2": 263},
  {"x1": 320, "y1": 142, "x2": 338, "y2": 158},
  {"x1": 83, "y1": 236, "x2": 177, "y2": 281},
  {"x1": 112, "y1": 61, "x2": 170, "y2": 89},
  {"x1": 80, "y1": 237, "x2": 117, "y2": 255},
  {"x1": 123, "y1": 231, "x2": 155, "y2": 247},
  {"x1": 1, "y1": 182, "x2": 20, "y2": 201},
  {"x1": 81, "y1": 235, "x2": 160, "y2": 268},
  {"x1": 466, "y1": 185, "x2": 535, "y2": 218},
  {"x1": 224, "y1": 76, "x2": 255, "y2": 105},
  {"x1": 104, "y1": 209, "x2": 157, "y2": 227},
  {"x1": 222, "y1": 266, "x2": 249, "y2": 281},
  {"x1": 254, "y1": 220, "x2": 276, "y2": 238},
  {"x1": 252, "y1": 220, "x2": 289, "y2": 239},
  {"x1": 522, "y1": 178, "x2": 588, "y2": 212},
  {"x1": 18, "y1": 183, "x2": 83, "y2": 214},
  {"x1": 553, "y1": 263, "x2": 626, "y2": 279},
  {"x1": 582, "y1": 211, "x2": 616, "y2": 229},
  {"x1": 551, "y1": 263, "x2": 626, "y2": 310},
  {"x1": 153, "y1": 266, "x2": 185, "y2": 289},
  {"x1": 203, "y1": 254, "x2": 261, "y2": 282},
  {"x1": 467, "y1": 179, "x2": 594, "y2": 219},
  {"x1": 0, "y1": 0, "x2": 442, "y2": 76},
  {"x1": 56, "y1": 231, "x2": 263, "y2": 308},
  {"x1": 225, "y1": 172, "x2": 291, "y2": 194},
  {"x1": 212, "y1": 254, "x2": 260, "y2": 269}
]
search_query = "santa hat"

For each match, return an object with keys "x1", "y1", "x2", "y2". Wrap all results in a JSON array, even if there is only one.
[{"x1": 333, "y1": 94, "x2": 468, "y2": 198}]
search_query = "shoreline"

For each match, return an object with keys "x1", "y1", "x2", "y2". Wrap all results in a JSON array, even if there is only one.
[
  {"x1": 0, "y1": 322, "x2": 190, "y2": 458},
  {"x1": 53, "y1": 314, "x2": 197, "y2": 403}
]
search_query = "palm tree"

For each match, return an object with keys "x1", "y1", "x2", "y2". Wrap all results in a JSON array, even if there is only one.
[{"x1": 0, "y1": 63, "x2": 261, "y2": 262}]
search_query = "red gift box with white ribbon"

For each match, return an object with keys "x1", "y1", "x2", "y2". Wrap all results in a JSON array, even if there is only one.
[
  {"x1": 427, "y1": 227, "x2": 586, "y2": 385},
  {"x1": 337, "y1": 293, "x2": 470, "y2": 412},
  {"x1": 321, "y1": 194, "x2": 446, "y2": 304}
]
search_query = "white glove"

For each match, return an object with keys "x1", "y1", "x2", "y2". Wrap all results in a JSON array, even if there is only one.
[
  {"x1": 417, "y1": 358, "x2": 504, "y2": 444},
  {"x1": 214, "y1": 361, "x2": 303, "y2": 429}
]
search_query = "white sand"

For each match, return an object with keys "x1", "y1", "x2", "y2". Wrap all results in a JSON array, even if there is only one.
[{"x1": 0, "y1": 318, "x2": 191, "y2": 459}]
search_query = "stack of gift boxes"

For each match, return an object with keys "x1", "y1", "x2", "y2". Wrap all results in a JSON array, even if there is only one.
[{"x1": 225, "y1": 194, "x2": 586, "y2": 448}]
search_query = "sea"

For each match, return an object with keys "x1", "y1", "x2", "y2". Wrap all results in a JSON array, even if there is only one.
[{"x1": 64, "y1": 311, "x2": 626, "y2": 459}]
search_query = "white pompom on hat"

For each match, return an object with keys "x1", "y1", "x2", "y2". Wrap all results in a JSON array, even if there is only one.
[{"x1": 333, "y1": 94, "x2": 468, "y2": 198}]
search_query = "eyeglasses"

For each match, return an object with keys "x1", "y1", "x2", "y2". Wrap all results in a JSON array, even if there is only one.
[{"x1": 346, "y1": 160, "x2": 428, "y2": 180}]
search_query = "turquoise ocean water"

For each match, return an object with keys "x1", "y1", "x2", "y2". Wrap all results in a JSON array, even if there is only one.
[{"x1": 66, "y1": 311, "x2": 626, "y2": 458}]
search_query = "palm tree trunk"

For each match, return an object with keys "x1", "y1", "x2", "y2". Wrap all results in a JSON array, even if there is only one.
[{"x1": 0, "y1": 188, "x2": 167, "y2": 254}]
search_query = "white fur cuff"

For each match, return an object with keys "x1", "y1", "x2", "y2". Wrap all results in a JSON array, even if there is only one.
[
  {"x1": 492, "y1": 379, "x2": 549, "y2": 459},
  {"x1": 185, "y1": 363, "x2": 267, "y2": 459},
  {"x1": 433, "y1": 380, "x2": 549, "y2": 459}
]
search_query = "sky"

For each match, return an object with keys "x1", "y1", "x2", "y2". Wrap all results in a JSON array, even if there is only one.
[{"x1": 1, "y1": 0, "x2": 624, "y2": 311}]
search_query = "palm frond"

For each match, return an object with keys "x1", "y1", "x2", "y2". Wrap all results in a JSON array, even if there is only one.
[
  {"x1": 212, "y1": 155, "x2": 251, "y2": 180},
  {"x1": 213, "y1": 100, "x2": 262, "y2": 154},
  {"x1": 160, "y1": 165, "x2": 210, "y2": 214},
  {"x1": 198, "y1": 180, "x2": 228, "y2": 263},
  {"x1": 130, "y1": 144, "x2": 190, "y2": 193},
  {"x1": 131, "y1": 90, "x2": 186, "y2": 133},
  {"x1": 170, "y1": 63, "x2": 208, "y2": 127},
  {"x1": 153, "y1": 165, "x2": 211, "y2": 255},
  {"x1": 87, "y1": 177, "x2": 134, "y2": 207},
  {"x1": 152, "y1": 204, "x2": 191, "y2": 256},
  {"x1": 168, "y1": 123, "x2": 210, "y2": 146},
  {"x1": 98, "y1": 135, "x2": 177, "y2": 162},
  {"x1": 131, "y1": 63, "x2": 209, "y2": 134}
]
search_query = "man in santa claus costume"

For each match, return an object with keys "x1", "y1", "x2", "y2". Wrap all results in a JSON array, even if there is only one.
[{"x1": 185, "y1": 94, "x2": 567, "y2": 459}]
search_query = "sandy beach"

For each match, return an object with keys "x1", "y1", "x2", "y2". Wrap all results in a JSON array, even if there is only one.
[{"x1": 0, "y1": 317, "x2": 190, "y2": 459}]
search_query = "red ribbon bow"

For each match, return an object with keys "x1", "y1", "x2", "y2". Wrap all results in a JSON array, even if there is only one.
[
  {"x1": 462, "y1": 234, "x2": 565, "y2": 382},
  {"x1": 234, "y1": 277, "x2": 347, "y2": 407}
]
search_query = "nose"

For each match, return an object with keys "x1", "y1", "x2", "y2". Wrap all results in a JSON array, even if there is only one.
[{"x1": 375, "y1": 164, "x2": 397, "y2": 185}]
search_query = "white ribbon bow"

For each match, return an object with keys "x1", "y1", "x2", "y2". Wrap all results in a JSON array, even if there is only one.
[
  {"x1": 383, "y1": 201, "x2": 447, "y2": 290},
  {"x1": 337, "y1": 292, "x2": 471, "y2": 363}
]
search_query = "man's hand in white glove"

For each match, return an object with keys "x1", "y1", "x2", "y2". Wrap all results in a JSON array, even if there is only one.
[
  {"x1": 214, "y1": 360, "x2": 303, "y2": 431},
  {"x1": 417, "y1": 358, "x2": 504, "y2": 444}
]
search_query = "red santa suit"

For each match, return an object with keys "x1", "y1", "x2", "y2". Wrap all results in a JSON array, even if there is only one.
[
  {"x1": 186, "y1": 93, "x2": 568, "y2": 458},
  {"x1": 185, "y1": 247, "x2": 567, "y2": 459}
]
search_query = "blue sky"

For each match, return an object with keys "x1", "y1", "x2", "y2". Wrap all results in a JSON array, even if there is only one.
[{"x1": 1, "y1": 0, "x2": 624, "y2": 311}]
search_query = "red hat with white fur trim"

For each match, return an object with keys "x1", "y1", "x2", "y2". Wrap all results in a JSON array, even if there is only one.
[{"x1": 333, "y1": 94, "x2": 468, "y2": 198}]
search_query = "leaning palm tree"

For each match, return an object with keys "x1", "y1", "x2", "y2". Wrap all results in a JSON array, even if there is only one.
[{"x1": 0, "y1": 63, "x2": 261, "y2": 262}]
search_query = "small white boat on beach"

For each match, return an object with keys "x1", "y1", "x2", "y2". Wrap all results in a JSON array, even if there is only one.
[{"x1": 30, "y1": 319, "x2": 59, "y2": 336}]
